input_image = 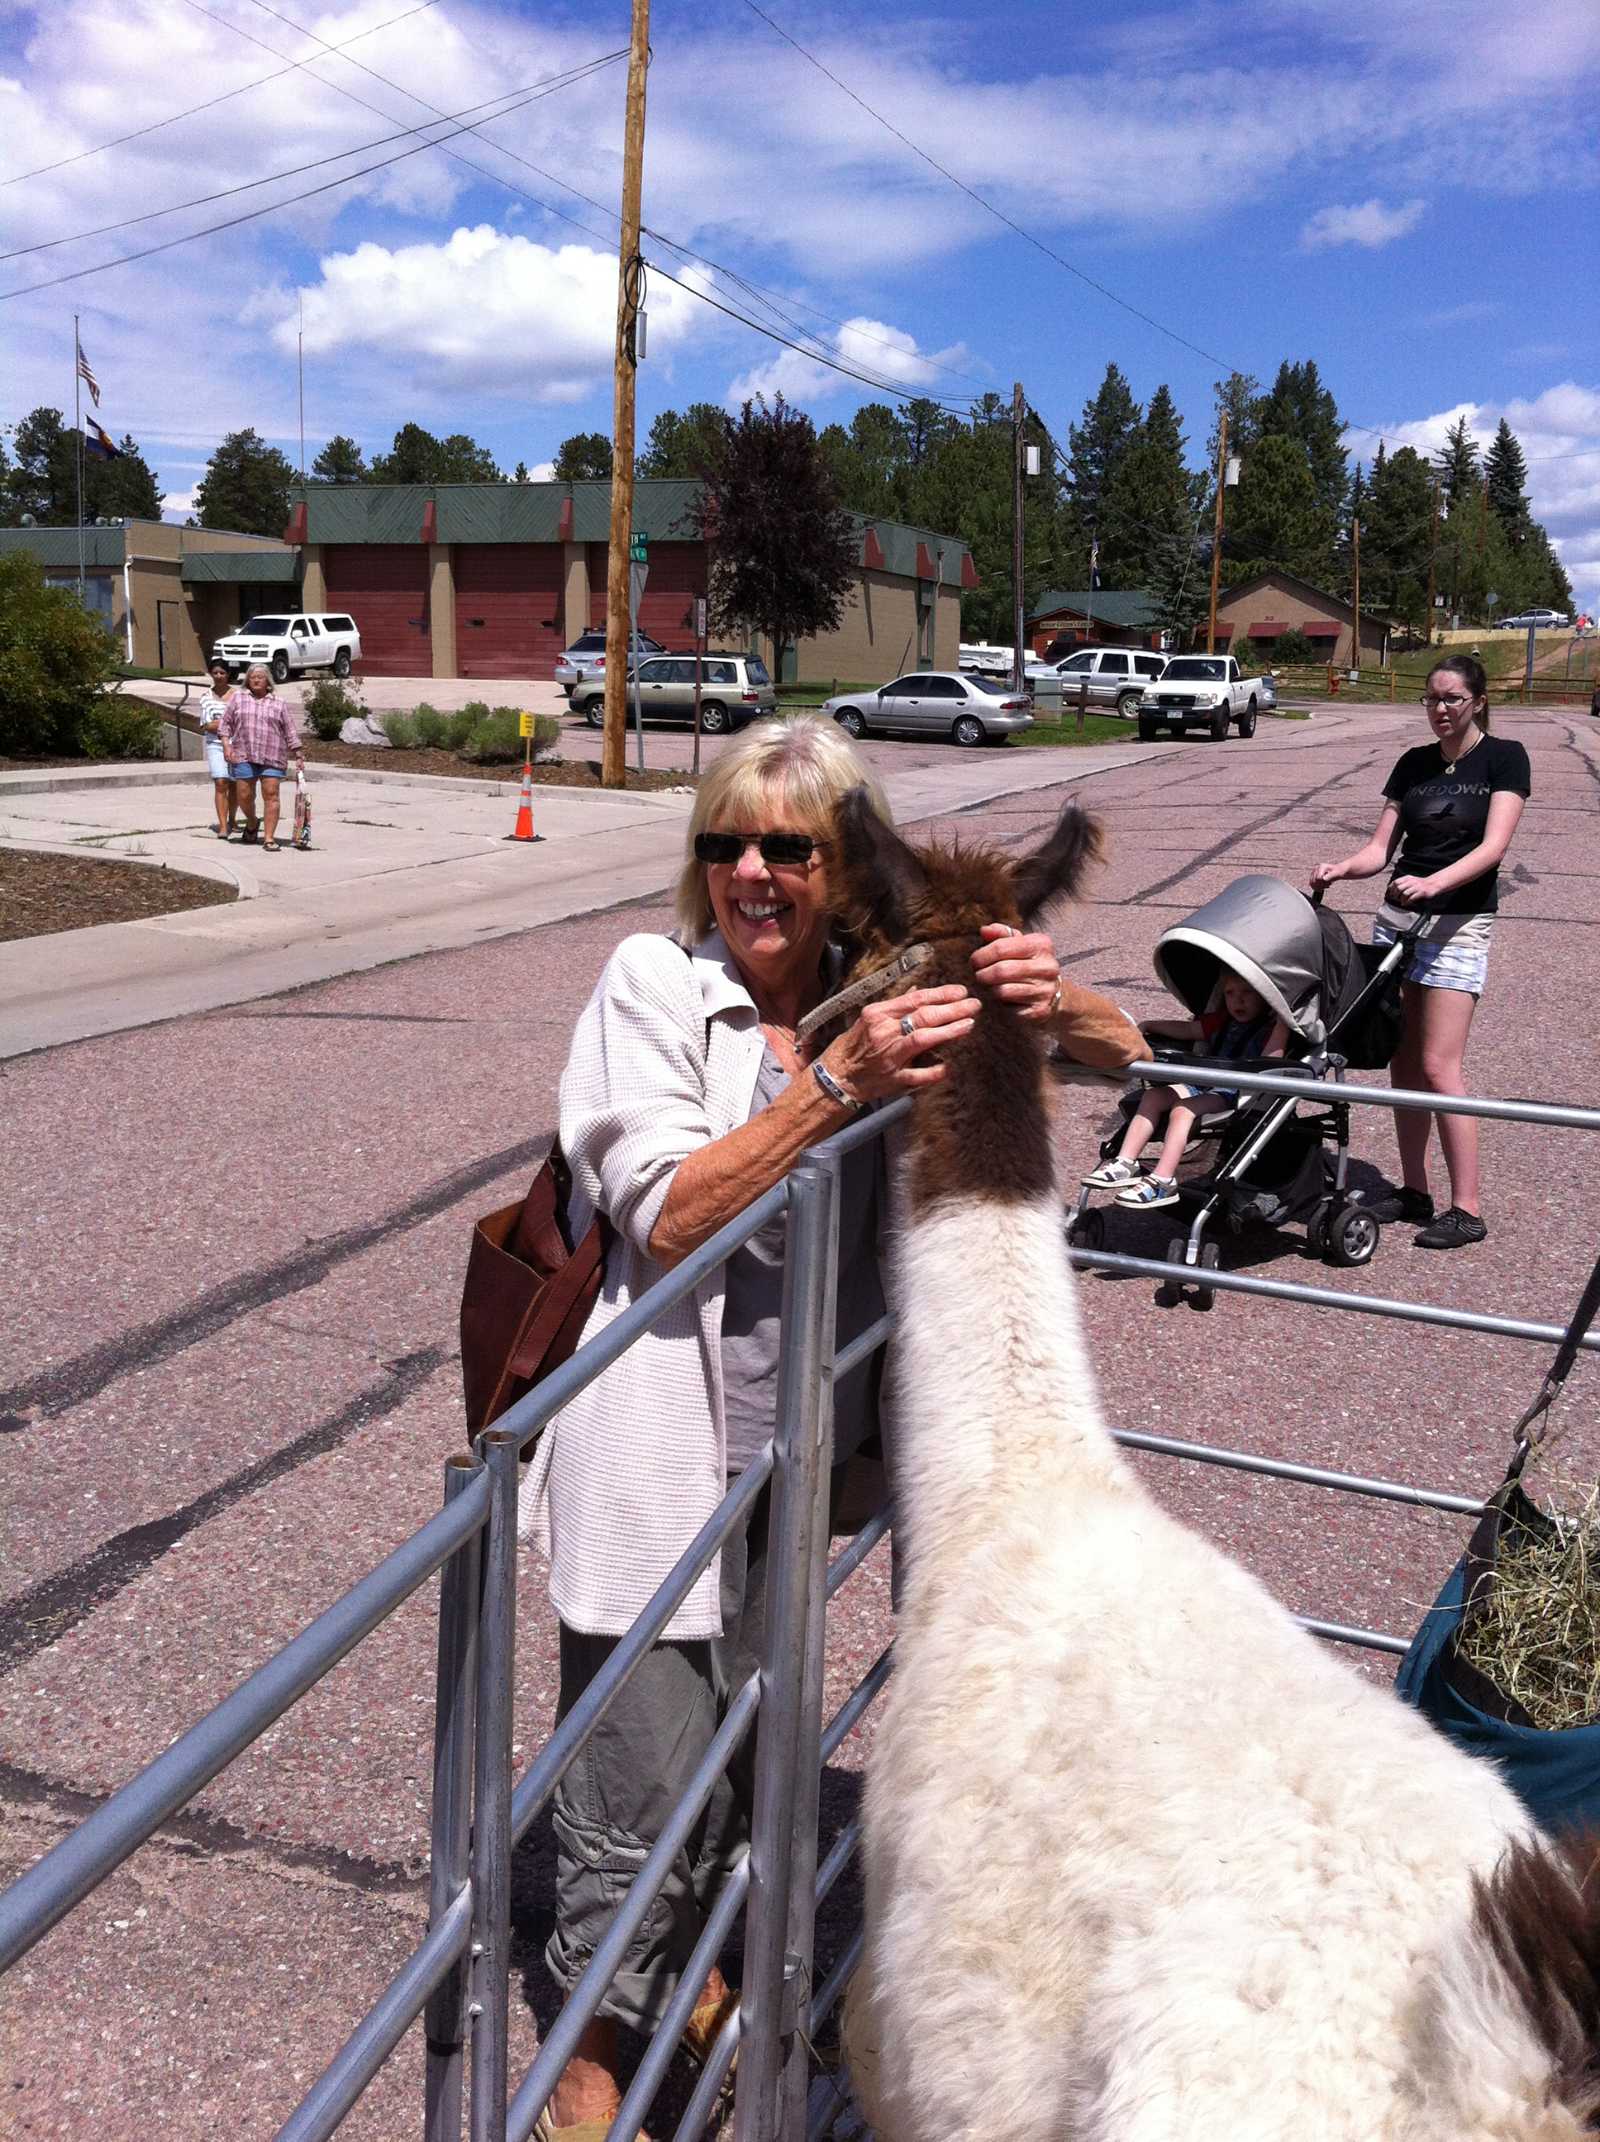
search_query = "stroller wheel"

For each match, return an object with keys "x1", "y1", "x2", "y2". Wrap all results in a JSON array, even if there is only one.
[
  {"x1": 1189, "y1": 1241, "x2": 1220, "y2": 1312},
  {"x1": 1307, "y1": 1203, "x2": 1330, "y2": 1257},
  {"x1": 1155, "y1": 1231, "x2": 1187, "y2": 1307},
  {"x1": 1324, "y1": 1201, "x2": 1380, "y2": 1268},
  {"x1": 1073, "y1": 1208, "x2": 1107, "y2": 1252}
]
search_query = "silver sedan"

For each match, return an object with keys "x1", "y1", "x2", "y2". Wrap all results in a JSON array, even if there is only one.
[{"x1": 819, "y1": 670, "x2": 1033, "y2": 747}]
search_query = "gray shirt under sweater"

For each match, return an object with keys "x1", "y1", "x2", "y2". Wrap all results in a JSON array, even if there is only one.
[{"x1": 720, "y1": 1044, "x2": 885, "y2": 1473}]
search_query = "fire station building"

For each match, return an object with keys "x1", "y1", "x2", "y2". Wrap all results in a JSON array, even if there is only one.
[{"x1": 288, "y1": 479, "x2": 976, "y2": 683}]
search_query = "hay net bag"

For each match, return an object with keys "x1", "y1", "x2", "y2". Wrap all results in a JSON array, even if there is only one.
[{"x1": 1397, "y1": 1241, "x2": 1600, "y2": 1835}]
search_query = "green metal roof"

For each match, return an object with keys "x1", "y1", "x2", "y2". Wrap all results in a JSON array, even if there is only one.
[
  {"x1": 0, "y1": 525, "x2": 125, "y2": 568},
  {"x1": 1029, "y1": 587, "x2": 1161, "y2": 628},
  {"x1": 288, "y1": 481, "x2": 971, "y2": 584},
  {"x1": 180, "y1": 549, "x2": 299, "y2": 584}
]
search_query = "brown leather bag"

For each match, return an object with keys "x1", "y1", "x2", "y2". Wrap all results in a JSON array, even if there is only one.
[{"x1": 460, "y1": 1147, "x2": 608, "y2": 1437}]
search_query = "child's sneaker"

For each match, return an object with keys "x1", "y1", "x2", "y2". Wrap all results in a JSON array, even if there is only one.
[
  {"x1": 1082, "y1": 1157, "x2": 1141, "y2": 1190},
  {"x1": 1116, "y1": 1174, "x2": 1179, "y2": 1209}
]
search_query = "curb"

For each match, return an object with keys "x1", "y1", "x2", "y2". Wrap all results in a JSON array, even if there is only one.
[
  {"x1": 0, "y1": 833, "x2": 255, "y2": 895},
  {"x1": 0, "y1": 760, "x2": 690, "y2": 810}
]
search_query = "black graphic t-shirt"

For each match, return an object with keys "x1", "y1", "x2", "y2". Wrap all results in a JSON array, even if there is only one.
[{"x1": 1381, "y1": 734, "x2": 1531, "y2": 915}]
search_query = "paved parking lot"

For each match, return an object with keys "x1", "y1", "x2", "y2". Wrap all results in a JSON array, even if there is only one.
[{"x1": 2, "y1": 702, "x2": 1597, "y2": 2138}]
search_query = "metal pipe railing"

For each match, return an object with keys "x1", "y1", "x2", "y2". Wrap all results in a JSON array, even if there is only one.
[
  {"x1": 424, "y1": 1452, "x2": 484, "y2": 2142},
  {"x1": 0, "y1": 1467, "x2": 491, "y2": 1974},
  {"x1": 1124, "y1": 1058, "x2": 1600, "y2": 1132}
]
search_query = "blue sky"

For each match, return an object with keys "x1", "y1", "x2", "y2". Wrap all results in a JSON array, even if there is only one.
[{"x1": 3, "y1": 0, "x2": 1598, "y2": 602}]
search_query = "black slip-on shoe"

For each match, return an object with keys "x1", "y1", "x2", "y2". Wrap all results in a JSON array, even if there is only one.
[
  {"x1": 1414, "y1": 1206, "x2": 1487, "y2": 1250},
  {"x1": 1362, "y1": 1184, "x2": 1434, "y2": 1225}
]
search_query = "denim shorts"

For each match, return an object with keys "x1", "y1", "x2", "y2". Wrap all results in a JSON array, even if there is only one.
[
  {"x1": 1373, "y1": 910, "x2": 1492, "y2": 996},
  {"x1": 228, "y1": 761, "x2": 286, "y2": 781}
]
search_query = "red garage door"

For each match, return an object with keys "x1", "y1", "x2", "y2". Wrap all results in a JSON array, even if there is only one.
[
  {"x1": 455, "y1": 545, "x2": 565, "y2": 679},
  {"x1": 322, "y1": 546, "x2": 431, "y2": 677},
  {"x1": 587, "y1": 541, "x2": 705, "y2": 649}
]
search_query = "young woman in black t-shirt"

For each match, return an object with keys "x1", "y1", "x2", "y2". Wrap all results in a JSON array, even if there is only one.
[{"x1": 1310, "y1": 657, "x2": 1530, "y2": 1251}]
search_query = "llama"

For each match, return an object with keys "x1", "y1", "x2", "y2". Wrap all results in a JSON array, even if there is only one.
[{"x1": 830, "y1": 789, "x2": 1600, "y2": 2142}]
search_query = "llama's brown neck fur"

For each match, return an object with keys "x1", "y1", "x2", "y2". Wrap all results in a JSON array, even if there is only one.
[{"x1": 840, "y1": 837, "x2": 1057, "y2": 1212}]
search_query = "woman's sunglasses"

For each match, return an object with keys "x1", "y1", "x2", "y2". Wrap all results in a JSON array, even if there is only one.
[{"x1": 694, "y1": 831, "x2": 821, "y2": 868}]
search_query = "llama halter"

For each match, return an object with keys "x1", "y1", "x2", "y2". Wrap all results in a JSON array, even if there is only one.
[{"x1": 795, "y1": 941, "x2": 934, "y2": 1047}]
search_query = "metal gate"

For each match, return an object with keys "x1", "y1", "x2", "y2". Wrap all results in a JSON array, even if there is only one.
[{"x1": 4, "y1": 1075, "x2": 1599, "y2": 2141}]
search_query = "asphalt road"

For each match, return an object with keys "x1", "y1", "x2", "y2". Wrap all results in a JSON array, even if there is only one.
[{"x1": 2, "y1": 704, "x2": 1598, "y2": 2139}]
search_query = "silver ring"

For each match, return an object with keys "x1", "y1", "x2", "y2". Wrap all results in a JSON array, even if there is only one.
[{"x1": 899, "y1": 1013, "x2": 917, "y2": 1038}]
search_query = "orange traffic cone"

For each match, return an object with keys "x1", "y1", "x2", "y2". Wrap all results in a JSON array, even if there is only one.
[{"x1": 505, "y1": 761, "x2": 542, "y2": 843}]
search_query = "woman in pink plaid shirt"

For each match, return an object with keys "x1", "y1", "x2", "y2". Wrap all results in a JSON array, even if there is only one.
[{"x1": 220, "y1": 665, "x2": 303, "y2": 852}]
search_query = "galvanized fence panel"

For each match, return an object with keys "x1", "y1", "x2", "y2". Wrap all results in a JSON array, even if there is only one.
[{"x1": 4, "y1": 1072, "x2": 1597, "y2": 2142}]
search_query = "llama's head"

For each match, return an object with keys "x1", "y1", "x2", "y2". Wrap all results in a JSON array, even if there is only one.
[{"x1": 829, "y1": 789, "x2": 1103, "y2": 1207}]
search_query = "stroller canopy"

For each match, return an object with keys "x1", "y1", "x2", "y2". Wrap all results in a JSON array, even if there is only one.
[{"x1": 1153, "y1": 875, "x2": 1327, "y2": 1044}]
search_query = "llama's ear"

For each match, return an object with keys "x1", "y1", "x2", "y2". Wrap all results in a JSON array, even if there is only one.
[
  {"x1": 1010, "y1": 803, "x2": 1103, "y2": 925},
  {"x1": 834, "y1": 785, "x2": 928, "y2": 940}
]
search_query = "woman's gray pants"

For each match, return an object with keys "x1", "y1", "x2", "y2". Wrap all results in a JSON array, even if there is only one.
[{"x1": 546, "y1": 1483, "x2": 771, "y2": 2036}]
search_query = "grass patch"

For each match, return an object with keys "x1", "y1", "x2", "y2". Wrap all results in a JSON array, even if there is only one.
[{"x1": 1012, "y1": 713, "x2": 1134, "y2": 747}]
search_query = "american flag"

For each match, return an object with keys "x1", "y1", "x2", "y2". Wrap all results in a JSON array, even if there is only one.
[{"x1": 76, "y1": 339, "x2": 100, "y2": 407}]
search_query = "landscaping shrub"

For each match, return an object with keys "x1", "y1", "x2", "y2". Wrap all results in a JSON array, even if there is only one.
[
  {"x1": 456, "y1": 707, "x2": 524, "y2": 763},
  {"x1": 382, "y1": 709, "x2": 420, "y2": 750},
  {"x1": 303, "y1": 677, "x2": 365, "y2": 741},
  {"x1": 78, "y1": 694, "x2": 164, "y2": 760},
  {"x1": 1268, "y1": 628, "x2": 1317, "y2": 667},
  {"x1": 0, "y1": 551, "x2": 120, "y2": 756},
  {"x1": 411, "y1": 703, "x2": 447, "y2": 748},
  {"x1": 443, "y1": 708, "x2": 478, "y2": 750}
]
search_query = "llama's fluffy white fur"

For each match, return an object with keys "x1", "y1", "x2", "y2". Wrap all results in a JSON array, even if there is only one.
[{"x1": 849, "y1": 1195, "x2": 1582, "y2": 2142}]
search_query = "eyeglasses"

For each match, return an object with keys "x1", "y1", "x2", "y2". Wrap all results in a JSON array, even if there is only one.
[
  {"x1": 694, "y1": 830, "x2": 822, "y2": 868},
  {"x1": 1420, "y1": 691, "x2": 1473, "y2": 710}
]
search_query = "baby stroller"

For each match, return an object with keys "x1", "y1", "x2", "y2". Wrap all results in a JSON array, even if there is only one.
[{"x1": 1066, "y1": 876, "x2": 1424, "y2": 1307}]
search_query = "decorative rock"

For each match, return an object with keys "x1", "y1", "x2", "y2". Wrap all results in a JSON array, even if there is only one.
[{"x1": 338, "y1": 717, "x2": 391, "y2": 748}]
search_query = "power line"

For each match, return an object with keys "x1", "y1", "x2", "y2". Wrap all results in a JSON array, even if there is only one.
[
  {"x1": 0, "y1": 53, "x2": 628, "y2": 302},
  {"x1": 0, "y1": 0, "x2": 442, "y2": 188},
  {"x1": 644, "y1": 258, "x2": 973, "y2": 411},
  {"x1": 0, "y1": 81, "x2": 574, "y2": 263}
]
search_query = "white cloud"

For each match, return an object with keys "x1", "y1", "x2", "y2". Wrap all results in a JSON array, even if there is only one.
[
  {"x1": 283, "y1": 227, "x2": 709, "y2": 399},
  {"x1": 1300, "y1": 197, "x2": 1425, "y2": 250},
  {"x1": 726, "y1": 317, "x2": 965, "y2": 409}
]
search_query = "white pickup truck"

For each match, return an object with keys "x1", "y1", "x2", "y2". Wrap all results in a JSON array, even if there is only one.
[{"x1": 1136, "y1": 654, "x2": 1265, "y2": 741}]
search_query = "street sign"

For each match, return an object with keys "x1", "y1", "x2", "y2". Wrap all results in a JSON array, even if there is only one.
[
  {"x1": 693, "y1": 595, "x2": 708, "y2": 640},
  {"x1": 629, "y1": 562, "x2": 649, "y2": 613},
  {"x1": 518, "y1": 711, "x2": 534, "y2": 738},
  {"x1": 630, "y1": 534, "x2": 648, "y2": 563}
]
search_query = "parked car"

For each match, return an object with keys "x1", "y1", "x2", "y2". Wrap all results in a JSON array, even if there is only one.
[
  {"x1": 819, "y1": 672, "x2": 1033, "y2": 747},
  {"x1": 211, "y1": 612, "x2": 360, "y2": 683},
  {"x1": 1135, "y1": 654, "x2": 1265, "y2": 740},
  {"x1": 571, "y1": 651, "x2": 776, "y2": 733},
  {"x1": 1259, "y1": 670, "x2": 1278, "y2": 713},
  {"x1": 957, "y1": 641, "x2": 1015, "y2": 677},
  {"x1": 555, "y1": 628, "x2": 666, "y2": 695},
  {"x1": 1036, "y1": 645, "x2": 1167, "y2": 717},
  {"x1": 1496, "y1": 609, "x2": 1569, "y2": 630}
]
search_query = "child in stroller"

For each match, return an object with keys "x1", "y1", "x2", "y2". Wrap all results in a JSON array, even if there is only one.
[{"x1": 1081, "y1": 973, "x2": 1290, "y2": 1209}]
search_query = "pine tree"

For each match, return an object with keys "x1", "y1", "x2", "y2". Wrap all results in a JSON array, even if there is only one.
[
  {"x1": 369, "y1": 425, "x2": 501, "y2": 484},
  {"x1": 636, "y1": 403, "x2": 730, "y2": 480},
  {"x1": 816, "y1": 402, "x2": 909, "y2": 520},
  {"x1": 1208, "y1": 372, "x2": 1261, "y2": 469},
  {"x1": 1067, "y1": 363, "x2": 1140, "y2": 534},
  {"x1": 193, "y1": 430, "x2": 296, "y2": 535},
  {"x1": 1098, "y1": 384, "x2": 1193, "y2": 585},
  {"x1": 1223, "y1": 433, "x2": 1333, "y2": 586},
  {"x1": 1255, "y1": 359, "x2": 1347, "y2": 523},
  {"x1": 6, "y1": 407, "x2": 76, "y2": 523},
  {"x1": 512, "y1": 461, "x2": 531, "y2": 484},
  {"x1": 1432, "y1": 414, "x2": 1478, "y2": 512},
  {"x1": 90, "y1": 435, "x2": 163, "y2": 521},
  {"x1": 1484, "y1": 418, "x2": 1531, "y2": 545},
  {"x1": 552, "y1": 432, "x2": 613, "y2": 481},
  {"x1": 1359, "y1": 444, "x2": 1436, "y2": 632},
  {"x1": 311, "y1": 435, "x2": 368, "y2": 484}
]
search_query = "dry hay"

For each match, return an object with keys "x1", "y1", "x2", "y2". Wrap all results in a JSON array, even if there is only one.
[{"x1": 1456, "y1": 1482, "x2": 1600, "y2": 1730}]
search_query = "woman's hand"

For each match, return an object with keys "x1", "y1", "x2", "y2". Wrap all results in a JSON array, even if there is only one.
[
  {"x1": 1309, "y1": 860, "x2": 1346, "y2": 889},
  {"x1": 970, "y1": 922, "x2": 1062, "y2": 1022},
  {"x1": 1388, "y1": 873, "x2": 1435, "y2": 908},
  {"x1": 820, "y1": 983, "x2": 981, "y2": 1103}
]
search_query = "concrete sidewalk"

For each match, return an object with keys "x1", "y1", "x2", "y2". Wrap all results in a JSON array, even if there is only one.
[{"x1": 0, "y1": 711, "x2": 1360, "y2": 1060}]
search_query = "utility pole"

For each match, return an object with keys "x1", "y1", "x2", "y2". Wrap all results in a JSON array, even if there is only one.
[
  {"x1": 1350, "y1": 513, "x2": 1361, "y2": 674},
  {"x1": 1424, "y1": 481, "x2": 1439, "y2": 642},
  {"x1": 1011, "y1": 380, "x2": 1026, "y2": 693},
  {"x1": 601, "y1": 0, "x2": 650, "y2": 789},
  {"x1": 1205, "y1": 408, "x2": 1228, "y2": 654}
]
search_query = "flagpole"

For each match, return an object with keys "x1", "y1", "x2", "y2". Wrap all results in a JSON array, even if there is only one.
[
  {"x1": 74, "y1": 313, "x2": 85, "y2": 598},
  {"x1": 297, "y1": 292, "x2": 305, "y2": 479}
]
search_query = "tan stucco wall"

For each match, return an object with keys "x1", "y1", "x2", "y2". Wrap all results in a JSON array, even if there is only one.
[
  {"x1": 792, "y1": 570, "x2": 920, "y2": 683},
  {"x1": 1215, "y1": 577, "x2": 1386, "y2": 666},
  {"x1": 301, "y1": 547, "x2": 328, "y2": 612},
  {"x1": 563, "y1": 542, "x2": 588, "y2": 645},
  {"x1": 429, "y1": 546, "x2": 456, "y2": 678}
]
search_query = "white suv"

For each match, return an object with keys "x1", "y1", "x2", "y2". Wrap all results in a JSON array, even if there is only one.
[
  {"x1": 1032, "y1": 645, "x2": 1167, "y2": 717},
  {"x1": 212, "y1": 612, "x2": 361, "y2": 684}
]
